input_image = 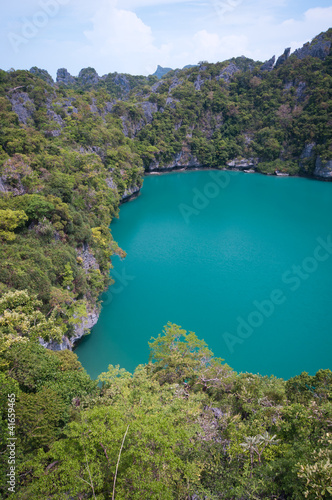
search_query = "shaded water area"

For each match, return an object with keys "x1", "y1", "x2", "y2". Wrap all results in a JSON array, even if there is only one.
[{"x1": 76, "y1": 170, "x2": 332, "y2": 380}]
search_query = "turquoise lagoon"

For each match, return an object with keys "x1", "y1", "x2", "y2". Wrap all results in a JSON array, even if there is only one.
[{"x1": 76, "y1": 171, "x2": 332, "y2": 380}]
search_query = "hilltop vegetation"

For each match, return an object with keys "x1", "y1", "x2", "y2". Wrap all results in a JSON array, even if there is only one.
[{"x1": 0, "y1": 29, "x2": 332, "y2": 499}]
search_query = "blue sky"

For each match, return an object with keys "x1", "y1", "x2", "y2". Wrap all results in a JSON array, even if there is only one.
[{"x1": 1, "y1": 0, "x2": 332, "y2": 78}]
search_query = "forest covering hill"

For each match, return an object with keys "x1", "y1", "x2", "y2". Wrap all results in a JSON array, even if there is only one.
[{"x1": 0, "y1": 30, "x2": 332, "y2": 499}]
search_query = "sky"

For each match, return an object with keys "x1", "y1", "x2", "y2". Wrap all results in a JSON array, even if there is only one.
[{"x1": 1, "y1": 0, "x2": 332, "y2": 78}]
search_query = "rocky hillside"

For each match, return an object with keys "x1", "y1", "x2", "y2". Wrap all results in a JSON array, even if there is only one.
[
  {"x1": 27, "y1": 29, "x2": 332, "y2": 180},
  {"x1": 0, "y1": 29, "x2": 331, "y2": 350},
  {"x1": 129, "y1": 29, "x2": 332, "y2": 178}
]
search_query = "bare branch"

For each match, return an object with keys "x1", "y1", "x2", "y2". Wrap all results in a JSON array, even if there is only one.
[
  {"x1": 7, "y1": 86, "x2": 26, "y2": 93},
  {"x1": 112, "y1": 424, "x2": 129, "y2": 500},
  {"x1": 100, "y1": 441, "x2": 111, "y2": 467}
]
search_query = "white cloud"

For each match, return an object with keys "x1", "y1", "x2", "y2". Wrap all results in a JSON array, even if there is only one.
[
  {"x1": 248, "y1": 6, "x2": 332, "y2": 61},
  {"x1": 76, "y1": 3, "x2": 332, "y2": 74},
  {"x1": 304, "y1": 6, "x2": 332, "y2": 23},
  {"x1": 81, "y1": 0, "x2": 171, "y2": 74},
  {"x1": 84, "y1": 1, "x2": 153, "y2": 55},
  {"x1": 121, "y1": 0, "x2": 194, "y2": 8},
  {"x1": 189, "y1": 30, "x2": 248, "y2": 62},
  {"x1": 1, "y1": 0, "x2": 331, "y2": 77}
]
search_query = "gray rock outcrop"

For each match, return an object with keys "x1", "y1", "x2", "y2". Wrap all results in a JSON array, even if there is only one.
[
  {"x1": 7, "y1": 91, "x2": 35, "y2": 125},
  {"x1": 139, "y1": 101, "x2": 158, "y2": 122},
  {"x1": 39, "y1": 336, "x2": 72, "y2": 351},
  {"x1": 293, "y1": 32, "x2": 331, "y2": 61},
  {"x1": 153, "y1": 65, "x2": 173, "y2": 79},
  {"x1": 260, "y1": 55, "x2": 275, "y2": 71},
  {"x1": 168, "y1": 77, "x2": 182, "y2": 92},
  {"x1": 216, "y1": 62, "x2": 240, "y2": 82},
  {"x1": 295, "y1": 81, "x2": 306, "y2": 102},
  {"x1": 78, "y1": 67, "x2": 100, "y2": 86},
  {"x1": 275, "y1": 48, "x2": 291, "y2": 69},
  {"x1": 56, "y1": 68, "x2": 76, "y2": 85},
  {"x1": 299, "y1": 143, "x2": 332, "y2": 179},
  {"x1": 314, "y1": 157, "x2": 332, "y2": 179},
  {"x1": 29, "y1": 67, "x2": 54, "y2": 86},
  {"x1": 165, "y1": 96, "x2": 179, "y2": 109},
  {"x1": 147, "y1": 147, "x2": 201, "y2": 171},
  {"x1": 121, "y1": 184, "x2": 141, "y2": 201},
  {"x1": 41, "y1": 245, "x2": 102, "y2": 350},
  {"x1": 151, "y1": 80, "x2": 165, "y2": 93},
  {"x1": 114, "y1": 74, "x2": 131, "y2": 94},
  {"x1": 194, "y1": 73, "x2": 208, "y2": 91},
  {"x1": 299, "y1": 143, "x2": 316, "y2": 174},
  {"x1": 0, "y1": 155, "x2": 33, "y2": 196},
  {"x1": 71, "y1": 307, "x2": 100, "y2": 345}
]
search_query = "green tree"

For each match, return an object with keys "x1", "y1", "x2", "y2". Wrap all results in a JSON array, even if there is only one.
[
  {"x1": 148, "y1": 322, "x2": 214, "y2": 386},
  {"x1": 0, "y1": 290, "x2": 63, "y2": 345},
  {"x1": 0, "y1": 209, "x2": 27, "y2": 241},
  {"x1": 297, "y1": 433, "x2": 332, "y2": 499}
]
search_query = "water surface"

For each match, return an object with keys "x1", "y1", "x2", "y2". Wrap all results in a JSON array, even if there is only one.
[{"x1": 76, "y1": 171, "x2": 332, "y2": 379}]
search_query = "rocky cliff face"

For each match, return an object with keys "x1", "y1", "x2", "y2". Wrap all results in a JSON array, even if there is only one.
[
  {"x1": 216, "y1": 62, "x2": 240, "y2": 82},
  {"x1": 7, "y1": 91, "x2": 36, "y2": 125},
  {"x1": 260, "y1": 56, "x2": 275, "y2": 72},
  {"x1": 119, "y1": 101, "x2": 159, "y2": 137},
  {"x1": 263, "y1": 31, "x2": 331, "y2": 73},
  {"x1": 147, "y1": 147, "x2": 201, "y2": 171},
  {"x1": 57, "y1": 67, "x2": 103, "y2": 88},
  {"x1": 29, "y1": 67, "x2": 54, "y2": 86},
  {"x1": 275, "y1": 48, "x2": 291, "y2": 68},
  {"x1": 78, "y1": 67, "x2": 100, "y2": 86},
  {"x1": 299, "y1": 143, "x2": 332, "y2": 180},
  {"x1": 314, "y1": 158, "x2": 332, "y2": 179},
  {"x1": 56, "y1": 68, "x2": 76, "y2": 85},
  {"x1": 153, "y1": 65, "x2": 173, "y2": 79},
  {"x1": 293, "y1": 32, "x2": 331, "y2": 61},
  {"x1": 0, "y1": 155, "x2": 34, "y2": 196},
  {"x1": 40, "y1": 244, "x2": 102, "y2": 351},
  {"x1": 121, "y1": 184, "x2": 141, "y2": 201}
]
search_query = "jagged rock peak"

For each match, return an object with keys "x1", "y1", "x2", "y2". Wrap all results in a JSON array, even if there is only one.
[
  {"x1": 275, "y1": 48, "x2": 291, "y2": 69},
  {"x1": 78, "y1": 67, "x2": 100, "y2": 85},
  {"x1": 113, "y1": 73, "x2": 130, "y2": 92},
  {"x1": 260, "y1": 55, "x2": 275, "y2": 72},
  {"x1": 293, "y1": 31, "x2": 331, "y2": 61},
  {"x1": 29, "y1": 67, "x2": 54, "y2": 86},
  {"x1": 216, "y1": 62, "x2": 240, "y2": 82},
  {"x1": 153, "y1": 65, "x2": 173, "y2": 79},
  {"x1": 56, "y1": 68, "x2": 76, "y2": 85}
]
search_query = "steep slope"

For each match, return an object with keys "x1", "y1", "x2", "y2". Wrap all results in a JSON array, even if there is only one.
[
  {"x1": 0, "y1": 69, "x2": 147, "y2": 348},
  {"x1": 130, "y1": 29, "x2": 332, "y2": 178}
]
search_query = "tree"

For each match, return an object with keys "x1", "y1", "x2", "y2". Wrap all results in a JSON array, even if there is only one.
[
  {"x1": 16, "y1": 387, "x2": 66, "y2": 452},
  {"x1": 148, "y1": 322, "x2": 214, "y2": 386},
  {"x1": 62, "y1": 263, "x2": 74, "y2": 290},
  {"x1": 240, "y1": 432, "x2": 280, "y2": 477},
  {"x1": 0, "y1": 290, "x2": 63, "y2": 345},
  {"x1": 297, "y1": 433, "x2": 332, "y2": 499},
  {"x1": 17, "y1": 377, "x2": 203, "y2": 499},
  {"x1": 0, "y1": 209, "x2": 27, "y2": 240}
]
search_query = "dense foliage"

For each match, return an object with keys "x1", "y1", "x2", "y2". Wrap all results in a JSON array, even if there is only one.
[
  {"x1": 135, "y1": 32, "x2": 332, "y2": 174},
  {"x1": 0, "y1": 67, "x2": 145, "y2": 343},
  {"x1": 0, "y1": 29, "x2": 331, "y2": 499},
  {"x1": 0, "y1": 322, "x2": 331, "y2": 499}
]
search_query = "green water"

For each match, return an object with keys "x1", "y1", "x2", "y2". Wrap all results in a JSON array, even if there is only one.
[{"x1": 76, "y1": 170, "x2": 332, "y2": 380}]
